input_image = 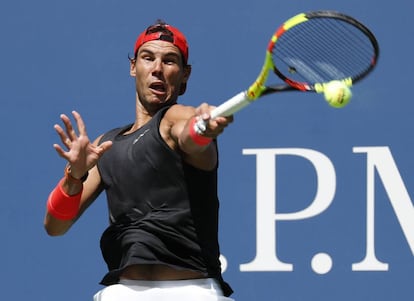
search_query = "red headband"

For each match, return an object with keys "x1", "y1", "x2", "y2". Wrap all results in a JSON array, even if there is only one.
[{"x1": 134, "y1": 24, "x2": 189, "y2": 64}]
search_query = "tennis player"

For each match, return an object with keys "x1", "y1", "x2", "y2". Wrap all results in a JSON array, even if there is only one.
[{"x1": 43, "y1": 20, "x2": 234, "y2": 301}]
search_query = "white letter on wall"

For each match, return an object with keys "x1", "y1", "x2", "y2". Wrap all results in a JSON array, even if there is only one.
[
  {"x1": 240, "y1": 148, "x2": 336, "y2": 271},
  {"x1": 353, "y1": 146, "x2": 414, "y2": 271}
]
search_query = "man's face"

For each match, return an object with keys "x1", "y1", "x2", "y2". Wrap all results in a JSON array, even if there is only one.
[{"x1": 130, "y1": 40, "x2": 190, "y2": 111}]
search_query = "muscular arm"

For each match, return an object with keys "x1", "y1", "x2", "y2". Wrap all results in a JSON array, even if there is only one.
[
  {"x1": 161, "y1": 103, "x2": 233, "y2": 171},
  {"x1": 43, "y1": 112, "x2": 112, "y2": 236}
]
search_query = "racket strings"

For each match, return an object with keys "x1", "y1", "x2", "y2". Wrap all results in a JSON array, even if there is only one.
[
  {"x1": 277, "y1": 23, "x2": 368, "y2": 79},
  {"x1": 278, "y1": 24, "x2": 370, "y2": 81},
  {"x1": 273, "y1": 17, "x2": 377, "y2": 84},
  {"x1": 305, "y1": 20, "x2": 372, "y2": 69},
  {"x1": 314, "y1": 19, "x2": 374, "y2": 71}
]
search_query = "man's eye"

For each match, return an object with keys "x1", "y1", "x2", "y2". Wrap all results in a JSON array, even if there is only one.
[{"x1": 164, "y1": 58, "x2": 178, "y2": 65}]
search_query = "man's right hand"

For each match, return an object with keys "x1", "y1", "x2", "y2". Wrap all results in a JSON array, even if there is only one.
[{"x1": 53, "y1": 111, "x2": 112, "y2": 179}]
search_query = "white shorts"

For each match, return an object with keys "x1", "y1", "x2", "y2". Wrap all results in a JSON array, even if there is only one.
[{"x1": 93, "y1": 278, "x2": 235, "y2": 301}]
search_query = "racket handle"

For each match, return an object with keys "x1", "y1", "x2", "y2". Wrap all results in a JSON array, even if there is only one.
[{"x1": 194, "y1": 91, "x2": 250, "y2": 134}]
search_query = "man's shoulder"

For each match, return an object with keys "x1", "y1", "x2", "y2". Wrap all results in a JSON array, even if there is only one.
[
  {"x1": 163, "y1": 103, "x2": 195, "y2": 121},
  {"x1": 99, "y1": 124, "x2": 133, "y2": 142}
]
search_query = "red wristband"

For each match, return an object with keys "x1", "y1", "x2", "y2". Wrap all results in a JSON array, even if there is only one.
[
  {"x1": 46, "y1": 178, "x2": 82, "y2": 220},
  {"x1": 189, "y1": 117, "x2": 212, "y2": 146}
]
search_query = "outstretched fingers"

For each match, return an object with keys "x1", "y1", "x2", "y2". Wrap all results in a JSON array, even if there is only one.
[
  {"x1": 97, "y1": 141, "x2": 113, "y2": 155},
  {"x1": 58, "y1": 113, "x2": 78, "y2": 142},
  {"x1": 52, "y1": 111, "x2": 113, "y2": 174},
  {"x1": 53, "y1": 121, "x2": 72, "y2": 153},
  {"x1": 52, "y1": 142, "x2": 68, "y2": 160},
  {"x1": 72, "y1": 111, "x2": 87, "y2": 137}
]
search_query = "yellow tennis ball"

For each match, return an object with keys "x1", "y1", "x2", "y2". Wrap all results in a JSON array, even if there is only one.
[{"x1": 323, "y1": 81, "x2": 352, "y2": 108}]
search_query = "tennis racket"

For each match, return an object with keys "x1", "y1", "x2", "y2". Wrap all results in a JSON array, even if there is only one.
[{"x1": 195, "y1": 10, "x2": 379, "y2": 133}]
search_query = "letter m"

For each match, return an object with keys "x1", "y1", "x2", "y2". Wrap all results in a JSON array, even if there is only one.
[{"x1": 353, "y1": 146, "x2": 414, "y2": 271}]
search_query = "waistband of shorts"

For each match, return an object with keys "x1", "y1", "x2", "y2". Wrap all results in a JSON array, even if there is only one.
[{"x1": 119, "y1": 278, "x2": 220, "y2": 290}]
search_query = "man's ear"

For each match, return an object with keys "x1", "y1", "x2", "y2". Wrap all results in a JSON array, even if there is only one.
[
  {"x1": 179, "y1": 65, "x2": 192, "y2": 95},
  {"x1": 130, "y1": 59, "x2": 137, "y2": 77},
  {"x1": 184, "y1": 64, "x2": 192, "y2": 80}
]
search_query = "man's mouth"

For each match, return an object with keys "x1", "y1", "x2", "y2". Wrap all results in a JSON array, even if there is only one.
[{"x1": 150, "y1": 82, "x2": 166, "y2": 93}]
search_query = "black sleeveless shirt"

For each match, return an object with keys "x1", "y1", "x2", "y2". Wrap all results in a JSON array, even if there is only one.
[{"x1": 97, "y1": 106, "x2": 232, "y2": 296}]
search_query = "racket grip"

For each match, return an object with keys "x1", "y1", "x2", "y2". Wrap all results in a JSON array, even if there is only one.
[{"x1": 194, "y1": 91, "x2": 250, "y2": 134}]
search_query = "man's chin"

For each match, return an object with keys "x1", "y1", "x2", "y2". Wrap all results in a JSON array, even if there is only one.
[{"x1": 144, "y1": 98, "x2": 176, "y2": 113}]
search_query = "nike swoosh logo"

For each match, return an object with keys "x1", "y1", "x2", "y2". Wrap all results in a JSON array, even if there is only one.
[{"x1": 133, "y1": 129, "x2": 150, "y2": 144}]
